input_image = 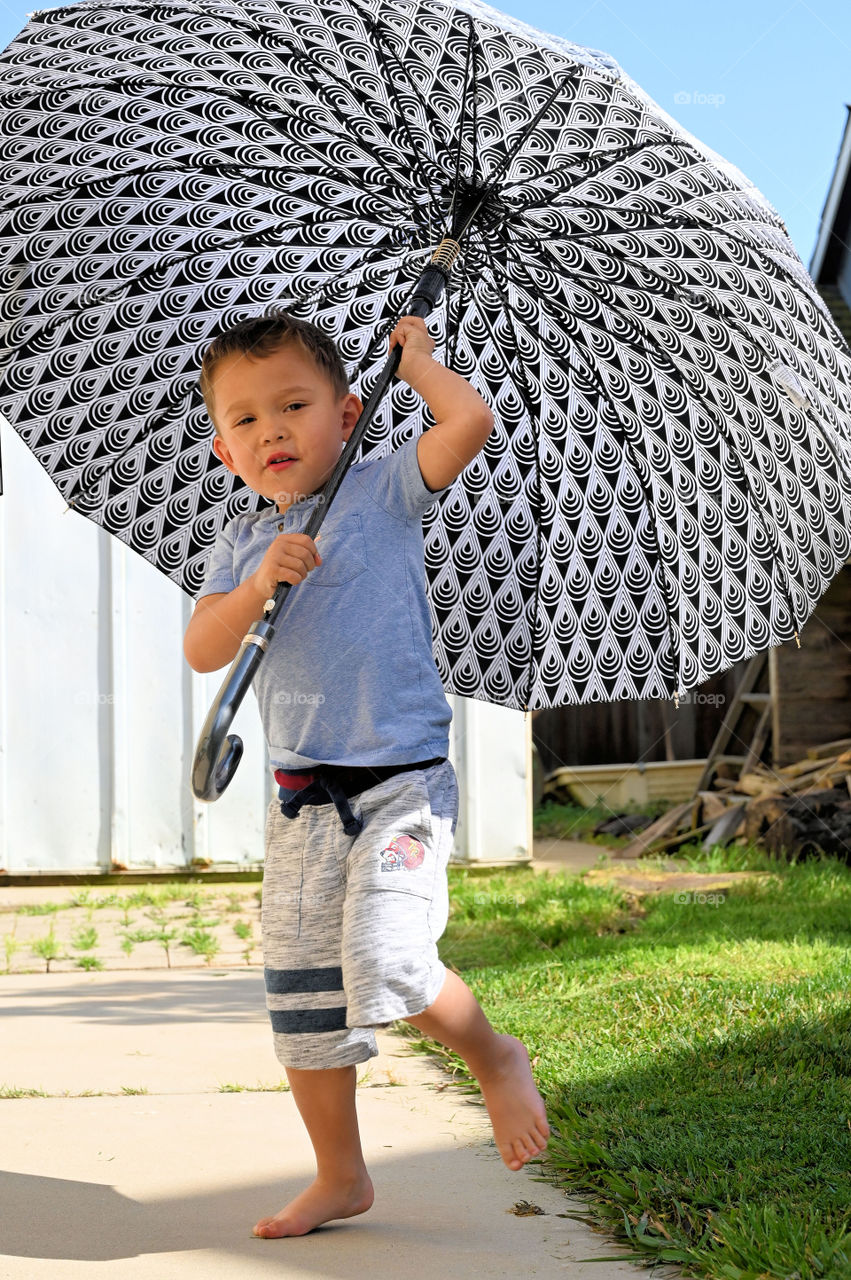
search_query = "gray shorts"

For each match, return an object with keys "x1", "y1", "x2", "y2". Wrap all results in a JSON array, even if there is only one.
[{"x1": 261, "y1": 758, "x2": 459, "y2": 1070}]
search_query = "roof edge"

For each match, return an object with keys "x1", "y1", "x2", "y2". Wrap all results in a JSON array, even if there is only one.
[{"x1": 810, "y1": 105, "x2": 851, "y2": 282}]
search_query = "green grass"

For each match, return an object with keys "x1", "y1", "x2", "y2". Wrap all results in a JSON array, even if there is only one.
[
  {"x1": 399, "y1": 839, "x2": 851, "y2": 1279},
  {"x1": 534, "y1": 797, "x2": 673, "y2": 847}
]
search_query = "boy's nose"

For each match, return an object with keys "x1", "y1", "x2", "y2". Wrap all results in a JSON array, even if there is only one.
[{"x1": 261, "y1": 421, "x2": 289, "y2": 442}]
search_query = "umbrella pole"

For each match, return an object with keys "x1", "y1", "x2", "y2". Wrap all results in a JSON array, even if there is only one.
[{"x1": 190, "y1": 241, "x2": 460, "y2": 802}]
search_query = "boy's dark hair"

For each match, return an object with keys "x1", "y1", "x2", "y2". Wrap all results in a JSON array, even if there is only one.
[{"x1": 199, "y1": 307, "x2": 350, "y2": 429}]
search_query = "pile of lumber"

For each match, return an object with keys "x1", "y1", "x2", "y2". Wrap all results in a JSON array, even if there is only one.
[{"x1": 583, "y1": 738, "x2": 851, "y2": 861}]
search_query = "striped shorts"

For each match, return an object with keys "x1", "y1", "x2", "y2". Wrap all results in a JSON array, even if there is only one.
[{"x1": 261, "y1": 758, "x2": 459, "y2": 1070}]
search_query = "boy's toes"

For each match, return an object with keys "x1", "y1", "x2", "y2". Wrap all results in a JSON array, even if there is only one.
[{"x1": 511, "y1": 1139, "x2": 533, "y2": 1166}]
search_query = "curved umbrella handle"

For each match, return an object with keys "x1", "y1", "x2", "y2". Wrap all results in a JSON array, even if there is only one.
[
  {"x1": 190, "y1": 619, "x2": 274, "y2": 801},
  {"x1": 190, "y1": 244, "x2": 459, "y2": 802}
]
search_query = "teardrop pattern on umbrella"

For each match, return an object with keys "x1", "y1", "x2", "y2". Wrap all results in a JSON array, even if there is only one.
[{"x1": 2, "y1": 0, "x2": 851, "y2": 709}]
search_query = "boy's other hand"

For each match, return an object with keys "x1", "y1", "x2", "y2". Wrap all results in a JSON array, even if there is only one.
[
  {"x1": 250, "y1": 532, "x2": 323, "y2": 601},
  {"x1": 389, "y1": 315, "x2": 436, "y2": 385}
]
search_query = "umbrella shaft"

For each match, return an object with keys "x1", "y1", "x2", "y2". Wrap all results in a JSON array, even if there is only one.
[{"x1": 267, "y1": 255, "x2": 454, "y2": 618}]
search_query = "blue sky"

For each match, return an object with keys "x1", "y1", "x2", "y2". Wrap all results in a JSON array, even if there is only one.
[{"x1": 0, "y1": 0, "x2": 848, "y2": 264}]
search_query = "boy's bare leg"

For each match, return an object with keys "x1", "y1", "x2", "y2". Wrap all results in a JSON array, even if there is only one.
[
  {"x1": 252, "y1": 1063, "x2": 374, "y2": 1238},
  {"x1": 404, "y1": 968, "x2": 550, "y2": 1171}
]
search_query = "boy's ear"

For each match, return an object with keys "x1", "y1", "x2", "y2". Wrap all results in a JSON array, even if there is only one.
[
  {"x1": 212, "y1": 433, "x2": 238, "y2": 473},
  {"x1": 340, "y1": 393, "x2": 364, "y2": 440}
]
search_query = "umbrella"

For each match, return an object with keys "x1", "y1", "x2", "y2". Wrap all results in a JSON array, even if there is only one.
[{"x1": 2, "y1": 0, "x2": 851, "y2": 780}]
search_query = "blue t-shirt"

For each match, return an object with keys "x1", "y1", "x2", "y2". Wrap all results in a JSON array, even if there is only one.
[{"x1": 198, "y1": 434, "x2": 453, "y2": 770}]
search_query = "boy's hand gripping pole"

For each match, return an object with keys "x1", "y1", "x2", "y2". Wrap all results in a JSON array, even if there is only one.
[{"x1": 190, "y1": 241, "x2": 460, "y2": 802}]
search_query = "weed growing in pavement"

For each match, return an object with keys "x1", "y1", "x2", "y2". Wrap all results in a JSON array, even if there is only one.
[
  {"x1": 150, "y1": 926, "x2": 180, "y2": 967},
  {"x1": 186, "y1": 914, "x2": 221, "y2": 929},
  {"x1": 181, "y1": 927, "x2": 220, "y2": 965},
  {"x1": 71, "y1": 925, "x2": 98, "y2": 951},
  {"x1": 4, "y1": 932, "x2": 21, "y2": 974},
  {"x1": 31, "y1": 925, "x2": 65, "y2": 972}
]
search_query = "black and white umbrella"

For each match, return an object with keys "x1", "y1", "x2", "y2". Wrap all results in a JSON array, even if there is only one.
[{"x1": 2, "y1": 0, "x2": 851, "y2": 722}]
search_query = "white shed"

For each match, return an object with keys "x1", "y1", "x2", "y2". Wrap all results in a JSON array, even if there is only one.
[{"x1": 0, "y1": 419, "x2": 531, "y2": 875}]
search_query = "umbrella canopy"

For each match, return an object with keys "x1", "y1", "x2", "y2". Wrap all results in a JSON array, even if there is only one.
[{"x1": 2, "y1": 0, "x2": 851, "y2": 711}]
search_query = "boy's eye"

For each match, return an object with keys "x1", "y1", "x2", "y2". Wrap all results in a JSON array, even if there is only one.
[{"x1": 234, "y1": 404, "x2": 304, "y2": 425}]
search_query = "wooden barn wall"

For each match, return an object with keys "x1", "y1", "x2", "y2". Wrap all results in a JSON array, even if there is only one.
[
  {"x1": 531, "y1": 661, "x2": 750, "y2": 774},
  {"x1": 771, "y1": 565, "x2": 851, "y2": 766}
]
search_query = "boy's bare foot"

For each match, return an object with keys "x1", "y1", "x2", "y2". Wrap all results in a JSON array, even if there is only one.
[
  {"x1": 476, "y1": 1034, "x2": 550, "y2": 1171},
  {"x1": 252, "y1": 1172, "x2": 374, "y2": 1239}
]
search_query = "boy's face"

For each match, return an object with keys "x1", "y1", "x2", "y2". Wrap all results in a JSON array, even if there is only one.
[{"x1": 209, "y1": 340, "x2": 363, "y2": 514}]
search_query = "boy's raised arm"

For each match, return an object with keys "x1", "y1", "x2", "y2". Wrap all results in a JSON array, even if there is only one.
[{"x1": 390, "y1": 316, "x2": 495, "y2": 493}]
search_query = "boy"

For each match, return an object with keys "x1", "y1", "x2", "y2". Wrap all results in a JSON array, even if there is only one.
[{"x1": 184, "y1": 307, "x2": 549, "y2": 1240}]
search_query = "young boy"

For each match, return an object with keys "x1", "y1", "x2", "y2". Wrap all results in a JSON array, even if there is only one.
[{"x1": 184, "y1": 307, "x2": 549, "y2": 1240}]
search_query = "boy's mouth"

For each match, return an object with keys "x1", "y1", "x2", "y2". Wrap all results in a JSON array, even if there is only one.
[{"x1": 267, "y1": 452, "x2": 297, "y2": 471}]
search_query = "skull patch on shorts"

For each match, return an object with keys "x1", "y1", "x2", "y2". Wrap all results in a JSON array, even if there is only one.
[{"x1": 379, "y1": 834, "x2": 425, "y2": 872}]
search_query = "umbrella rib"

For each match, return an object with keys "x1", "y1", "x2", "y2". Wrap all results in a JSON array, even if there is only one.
[
  {"x1": 522, "y1": 227, "x2": 809, "y2": 644},
  {"x1": 470, "y1": 18, "x2": 480, "y2": 194},
  {"x1": 449, "y1": 14, "x2": 476, "y2": 232},
  {"x1": 0, "y1": 45, "x2": 418, "y2": 199},
  {"x1": 508, "y1": 136, "x2": 787, "y2": 232},
  {"x1": 457, "y1": 67, "x2": 584, "y2": 237},
  {"x1": 490, "y1": 229, "x2": 682, "y2": 697},
  {"x1": 544, "y1": 231, "x2": 851, "y2": 503},
  {"x1": 1, "y1": 114, "x2": 422, "y2": 238},
  {"x1": 470, "y1": 232, "x2": 546, "y2": 710},
  {"x1": 269, "y1": 239, "x2": 427, "y2": 319},
  {"x1": 57, "y1": 0, "x2": 430, "y2": 197},
  {"x1": 3, "y1": 38, "x2": 430, "y2": 225},
  {"x1": 361, "y1": 12, "x2": 454, "y2": 199},
  {"x1": 507, "y1": 198, "x2": 827, "y2": 352},
  {"x1": 269, "y1": 238, "x2": 452, "y2": 395},
  {"x1": 445, "y1": 228, "x2": 478, "y2": 374},
  {"x1": 257, "y1": 37, "x2": 438, "y2": 206},
  {"x1": 343, "y1": 233, "x2": 464, "y2": 390},
  {"x1": 3, "y1": 156, "x2": 414, "y2": 237},
  {"x1": 506, "y1": 138, "x2": 677, "y2": 214}
]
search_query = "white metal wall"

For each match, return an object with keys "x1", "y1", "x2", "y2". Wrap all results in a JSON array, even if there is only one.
[{"x1": 0, "y1": 418, "x2": 530, "y2": 873}]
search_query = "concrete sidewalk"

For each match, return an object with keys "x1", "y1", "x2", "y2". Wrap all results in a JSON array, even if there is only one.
[{"x1": 0, "y1": 968, "x2": 662, "y2": 1280}]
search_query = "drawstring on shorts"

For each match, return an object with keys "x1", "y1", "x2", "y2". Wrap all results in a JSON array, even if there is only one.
[{"x1": 275, "y1": 758, "x2": 446, "y2": 837}]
